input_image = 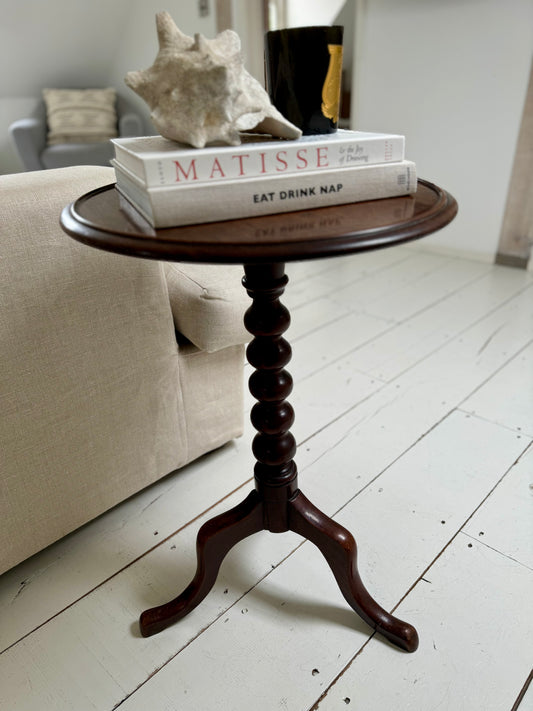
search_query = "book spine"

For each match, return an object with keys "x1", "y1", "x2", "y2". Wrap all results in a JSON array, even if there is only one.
[
  {"x1": 113, "y1": 145, "x2": 146, "y2": 180},
  {"x1": 115, "y1": 161, "x2": 417, "y2": 228},
  {"x1": 115, "y1": 135, "x2": 405, "y2": 187}
]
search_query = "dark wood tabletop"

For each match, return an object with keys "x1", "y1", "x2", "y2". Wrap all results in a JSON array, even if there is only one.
[{"x1": 60, "y1": 179, "x2": 457, "y2": 264}]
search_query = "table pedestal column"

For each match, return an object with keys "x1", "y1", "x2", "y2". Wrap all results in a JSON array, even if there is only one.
[{"x1": 139, "y1": 263, "x2": 418, "y2": 653}]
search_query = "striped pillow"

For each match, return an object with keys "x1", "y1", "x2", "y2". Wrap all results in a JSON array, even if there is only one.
[{"x1": 43, "y1": 88, "x2": 118, "y2": 145}]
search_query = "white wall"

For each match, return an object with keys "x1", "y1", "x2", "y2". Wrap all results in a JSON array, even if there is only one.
[
  {"x1": 351, "y1": 0, "x2": 533, "y2": 261},
  {"x1": 108, "y1": 0, "x2": 217, "y2": 132},
  {"x1": 0, "y1": 0, "x2": 217, "y2": 173},
  {"x1": 230, "y1": 0, "x2": 265, "y2": 83},
  {"x1": 286, "y1": 0, "x2": 347, "y2": 27}
]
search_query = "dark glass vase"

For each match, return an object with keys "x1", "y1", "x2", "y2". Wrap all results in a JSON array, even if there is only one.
[{"x1": 265, "y1": 25, "x2": 344, "y2": 135}]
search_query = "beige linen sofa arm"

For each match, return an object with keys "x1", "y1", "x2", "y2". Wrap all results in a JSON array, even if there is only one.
[{"x1": 0, "y1": 166, "x2": 182, "y2": 572}]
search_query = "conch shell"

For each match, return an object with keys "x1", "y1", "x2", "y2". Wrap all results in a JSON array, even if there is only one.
[{"x1": 125, "y1": 11, "x2": 302, "y2": 148}]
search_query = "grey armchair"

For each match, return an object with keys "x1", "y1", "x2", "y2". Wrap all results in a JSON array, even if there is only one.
[{"x1": 9, "y1": 95, "x2": 143, "y2": 171}]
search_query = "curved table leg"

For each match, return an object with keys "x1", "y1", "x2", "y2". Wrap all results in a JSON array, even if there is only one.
[
  {"x1": 288, "y1": 490, "x2": 419, "y2": 652},
  {"x1": 140, "y1": 490, "x2": 264, "y2": 637}
]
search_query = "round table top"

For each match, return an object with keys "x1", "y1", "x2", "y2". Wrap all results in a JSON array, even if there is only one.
[{"x1": 60, "y1": 179, "x2": 457, "y2": 264}]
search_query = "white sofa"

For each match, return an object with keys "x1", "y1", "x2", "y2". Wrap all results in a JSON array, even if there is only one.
[{"x1": 0, "y1": 166, "x2": 249, "y2": 574}]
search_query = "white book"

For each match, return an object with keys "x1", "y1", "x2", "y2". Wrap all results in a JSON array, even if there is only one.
[
  {"x1": 111, "y1": 130, "x2": 405, "y2": 187},
  {"x1": 112, "y1": 159, "x2": 417, "y2": 228}
]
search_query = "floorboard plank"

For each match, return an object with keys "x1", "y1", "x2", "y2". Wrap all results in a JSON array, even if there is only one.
[
  {"x1": 289, "y1": 310, "x2": 391, "y2": 381},
  {"x1": 283, "y1": 248, "x2": 423, "y2": 311},
  {"x1": 315, "y1": 535, "x2": 533, "y2": 711},
  {"x1": 462, "y1": 340, "x2": 533, "y2": 437},
  {"x1": 346, "y1": 257, "x2": 490, "y2": 323},
  {"x1": 515, "y1": 672, "x2": 533, "y2": 711},
  {"x1": 322, "y1": 252, "x2": 456, "y2": 318},
  {"x1": 295, "y1": 283, "x2": 533, "y2": 463},
  {"x1": 347, "y1": 267, "x2": 533, "y2": 382},
  {"x1": 462, "y1": 443, "x2": 533, "y2": 569}
]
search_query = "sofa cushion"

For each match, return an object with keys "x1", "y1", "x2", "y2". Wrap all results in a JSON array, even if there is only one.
[{"x1": 164, "y1": 263, "x2": 249, "y2": 352}]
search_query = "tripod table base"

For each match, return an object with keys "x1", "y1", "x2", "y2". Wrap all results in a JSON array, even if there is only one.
[
  {"x1": 140, "y1": 262, "x2": 418, "y2": 652},
  {"x1": 139, "y1": 486, "x2": 418, "y2": 652}
]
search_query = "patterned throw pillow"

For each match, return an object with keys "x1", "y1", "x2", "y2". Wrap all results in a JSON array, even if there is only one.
[{"x1": 43, "y1": 88, "x2": 118, "y2": 145}]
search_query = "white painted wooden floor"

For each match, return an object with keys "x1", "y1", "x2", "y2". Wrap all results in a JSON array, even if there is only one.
[{"x1": 1, "y1": 246, "x2": 532, "y2": 710}]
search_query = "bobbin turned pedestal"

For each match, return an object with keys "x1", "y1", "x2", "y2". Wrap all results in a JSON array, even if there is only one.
[{"x1": 138, "y1": 263, "x2": 418, "y2": 652}]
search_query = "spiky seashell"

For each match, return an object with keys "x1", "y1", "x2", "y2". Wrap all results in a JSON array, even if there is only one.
[{"x1": 125, "y1": 11, "x2": 302, "y2": 148}]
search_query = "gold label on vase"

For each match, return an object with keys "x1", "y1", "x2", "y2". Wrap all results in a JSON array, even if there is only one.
[{"x1": 321, "y1": 44, "x2": 343, "y2": 123}]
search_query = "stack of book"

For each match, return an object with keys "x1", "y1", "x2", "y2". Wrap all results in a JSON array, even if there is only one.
[{"x1": 111, "y1": 129, "x2": 417, "y2": 228}]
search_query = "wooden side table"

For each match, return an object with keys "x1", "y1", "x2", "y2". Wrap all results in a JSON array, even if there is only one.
[{"x1": 61, "y1": 180, "x2": 457, "y2": 652}]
